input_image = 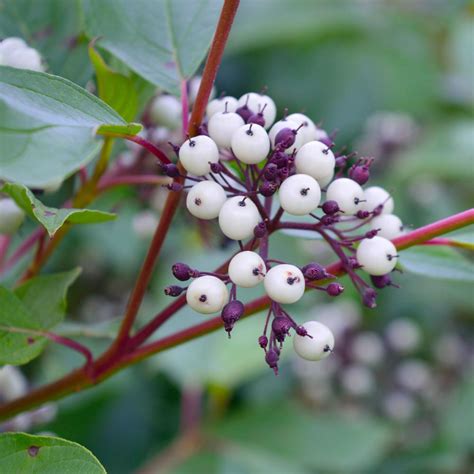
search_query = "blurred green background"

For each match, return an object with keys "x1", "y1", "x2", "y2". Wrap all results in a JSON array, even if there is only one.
[{"x1": 0, "y1": 0, "x2": 473, "y2": 472}]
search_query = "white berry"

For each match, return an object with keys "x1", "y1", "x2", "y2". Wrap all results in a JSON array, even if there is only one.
[
  {"x1": 179, "y1": 135, "x2": 219, "y2": 176},
  {"x1": 42, "y1": 177, "x2": 63, "y2": 194},
  {"x1": 231, "y1": 124, "x2": 270, "y2": 164},
  {"x1": 326, "y1": 178, "x2": 364, "y2": 215},
  {"x1": 188, "y1": 76, "x2": 216, "y2": 105},
  {"x1": 7, "y1": 47, "x2": 42, "y2": 71},
  {"x1": 228, "y1": 251, "x2": 266, "y2": 288},
  {"x1": 264, "y1": 264, "x2": 305, "y2": 304},
  {"x1": 269, "y1": 119, "x2": 305, "y2": 154},
  {"x1": 0, "y1": 198, "x2": 25, "y2": 235},
  {"x1": 363, "y1": 186, "x2": 394, "y2": 214},
  {"x1": 279, "y1": 174, "x2": 321, "y2": 216},
  {"x1": 237, "y1": 92, "x2": 277, "y2": 128},
  {"x1": 186, "y1": 275, "x2": 229, "y2": 314},
  {"x1": 317, "y1": 169, "x2": 334, "y2": 188},
  {"x1": 370, "y1": 214, "x2": 403, "y2": 240},
  {"x1": 356, "y1": 236, "x2": 398, "y2": 276},
  {"x1": 218, "y1": 196, "x2": 260, "y2": 241},
  {"x1": 208, "y1": 112, "x2": 245, "y2": 148},
  {"x1": 206, "y1": 96, "x2": 238, "y2": 117},
  {"x1": 287, "y1": 113, "x2": 318, "y2": 144},
  {"x1": 293, "y1": 321, "x2": 335, "y2": 361},
  {"x1": 186, "y1": 181, "x2": 227, "y2": 220},
  {"x1": 295, "y1": 140, "x2": 335, "y2": 181},
  {"x1": 132, "y1": 211, "x2": 158, "y2": 239},
  {"x1": 150, "y1": 95, "x2": 182, "y2": 129},
  {"x1": 0, "y1": 37, "x2": 27, "y2": 58}
]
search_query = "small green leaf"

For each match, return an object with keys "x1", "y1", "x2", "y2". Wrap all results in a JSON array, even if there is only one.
[
  {"x1": 96, "y1": 123, "x2": 143, "y2": 136},
  {"x1": 2, "y1": 183, "x2": 116, "y2": 237},
  {"x1": 82, "y1": 0, "x2": 223, "y2": 95},
  {"x1": 399, "y1": 246, "x2": 474, "y2": 282},
  {"x1": 89, "y1": 45, "x2": 138, "y2": 121},
  {"x1": 0, "y1": 433, "x2": 106, "y2": 474},
  {"x1": 15, "y1": 268, "x2": 81, "y2": 328},
  {"x1": 0, "y1": 287, "x2": 47, "y2": 365}
]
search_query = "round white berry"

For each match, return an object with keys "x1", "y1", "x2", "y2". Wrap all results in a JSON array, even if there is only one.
[
  {"x1": 231, "y1": 123, "x2": 270, "y2": 164},
  {"x1": 228, "y1": 251, "x2": 266, "y2": 288},
  {"x1": 208, "y1": 112, "x2": 245, "y2": 148},
  {"x1": 179, "y1": 135, "x2": 219, "y2": 176},
  {"x1": 8, "y1": 47, "x2": 42, "y2": 71},
  {"x1": 186, "y1": 275, "x2": 229, "y2": 314},
  {"x1": 356, "y1": 236, "x2": 398, "y2": 276},
  {"x1": 370, "y1": 214, "x2": 403, "y2": 240},
  {"x1": 0, "y1": 198, "x2": 25, "y2": 235},
  {"x1": 206, "y1": 96, "x2": 238, "y2": 117},
  {"x1": 287, "y1": 113, "x2": 318, "y2": 144},
  {"x1": 295, "y1": 140, "x2": 335, "y2": 181},
  {"x1": 293, "y1": 321, "x2": 335, "y2": 361},
  {"x1": 0, "y1": 37, "x2": 27, "y2": 58},
  {"x1": 317, "y1": 169, "x2": 334, "y2": 188},
  {"x1": 237, "y1": 92, "x2": 277, "y2": 128},
  {"x1": 188, "y1": 76, "x2": 216, "y2": 105},
  {"x1": 363, "y1": 186, "x2": 394, "y2": 214},
  {"x1": 279, "y1": 174, "x2": 321, "y2": 216},
  {"x1": 218, "y1": 196, "x2": 260, "y2": 241},
  {"x1": 340, "y1": 365, "x2": 375, "y2": 396},
  {"x1": 42, "y1": 177, "x2": 63, "y2": 194},
  {"x1": 264, "y1": 264, "x2": 305, "y2": 304},
  {"x1": 269, "y1": 119, "x2": 305, "y2": 154},
  {"x1": 326, "y1": 178, "x2": 364, "y2": 215},
  {"x1": 186, "y1": 181, "x2": 227, "y2": 220},
  {"x1": 150, "y1": 95, "x2": 182, "y2": 129},
  {"x1": 0, "y1": 365, "x2": 28, "y2": 401}
]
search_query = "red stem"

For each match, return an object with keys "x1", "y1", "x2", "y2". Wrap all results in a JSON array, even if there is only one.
[{"x1": 181, "y1": 79, "x2": 189, "y2": 134}]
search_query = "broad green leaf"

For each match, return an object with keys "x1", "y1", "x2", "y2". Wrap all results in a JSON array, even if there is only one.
[
  {"x1": 0, "y1": 287, "x2": 47, "y2": 365},
  {"x1": 15, "y1": 268, "x2": 81, "y2": 328},
  {"x1": 2, "y1": 183, "x2": 116, "y2": 237},
  {"x1": 0, "y1": 433, "x2": 106, "y2": 474},
  {"x1": 89, "y1": 45, "x2": 138, "y2": 121},
  {"x1": 445, "y1": 230, "x2": 474, "y2": 251},
  {"x1": 0, "y1": 66, "x2": 137, "y2": 187},
  {"x1": 399, "y1": 246, "x2": 474, "y2": 282},
  {"x1": 82, "y1": 0, "x2": 223, "y2": 95},
  {"x1": 96, "y1": 123, "x2": 143, "y2": 136},
  {"x1": 210, "y1": 404, "x2": 393, "y2": 471}
]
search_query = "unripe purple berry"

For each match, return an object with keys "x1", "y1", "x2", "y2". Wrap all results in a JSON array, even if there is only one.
[
  {"x1": 161, "y1": 163, "x2": 180, "y2": 178},
  {"x1": 327, "y1": 282, "x2": 344, "y2": 296},
  {"x1": 301, "y1": 262, "x2": 328, "y2": 281},
  {"x1": 349, "y1": 163, "x2": 370, "y2": 185},
  {"x1": 370, "y1": 274, "x2": 392, "y2": 289},
  {"x1": 265, "y1": 348, "x2": 280, "y2": 373},
  {"x1": 335, "y1": 155, "x2": 348, "y2": 168},
  {"x1": 172, "y1": 262, "x2": 193, "y2": 281},
  {"x1": 356, "y1": 210, "x2": 371, "y2": 219},
  {"x1": 253, "y1": 221, "x2": 267, "y2": 238},
  {"x1": 319, "y1": 137, "x2": 334, "y2": 148},
  {"x1": 272, "y1": 316, "x2": 292, "y2": 343},
  {"x1": 263, "y1": 163, "x2": 278, "y2": 181},
  {"x1": 258, "y1": 335, "x2": 268, "y2": 349},
  {"x1": 322, "y1": 200, "x2": 340, "y2": 215},
  {"x1": 236, "y1": 104, "x2": 253, "y2": 122},
  {"x1": 362, "y1": 287, "x2": 377, "y2": 308},
  {"x1": 274, "y1": 128, "x2": 296, "y2": 149},
  {"x1": 247, "y1": 112, "x2": 265, "y2": 127},
  {"x1": 167, "y1": 182, "x2": 183, "y2": 192},
  {"x1": 221, "y1": 300, "x2": 245, "y2": 335},
  {"x1": 164, "y1": 285, "x2": 185, "y2": 297},
  {"x1": 259, "y1": 181, "x2": 278, "y2": 197},
  {"x1": 365, "y1": 229, "x2": 379, "y2": 239},
  {"x1": 210, "y1": 161, "x2": 225, "y2": 173}
]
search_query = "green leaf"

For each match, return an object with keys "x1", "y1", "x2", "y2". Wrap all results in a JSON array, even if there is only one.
[
  {"x1": 0, "y1": 433, "x2": 106, "y2": 474},
  {"x1": 2, "y1": 183, "x2": 116, "y2": 237},
  {"x1": 399, "y1": 246, "x2": 474, "y2": 282},
  {"x1": 15, "y1": 268, "x2": 81, "y2": 328},
  {"x1": 0, "y1": 66, "x2": 132, "y2": 187},
  {"x1": 89, "y1": 45, "x2": 138, "y2": 121},
  {"x1": 96, "y1": 123, "x2": 143, "y2": 136},
  {"x1": 210, "y1": 404, "x2": 393, "y2": 472},
  {"x1": 82, "y1": 0, "x2": 223, "y2": 95},
  {"x1": 0, "y1": 287, "x2": 47, "y2": 365},
  {"x1": 445, "y1": 230, "x2": 474, "y2": 251}
]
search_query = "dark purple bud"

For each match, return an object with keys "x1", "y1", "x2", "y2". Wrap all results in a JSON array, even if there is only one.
[
  {"x1": 327, "y1": 282, "x2": 344, "y2": 296},
  {"x1": 167, "y1": 142, "x2": 180, "y2": 156},
  {"x1": 263, "y1": 163, "x2": 279, "y2": 181},
  {"x1": 274, "y1": 127, "x2": 296, "y2": 149},
  {"x1": 335, "y1": 155, "x2": 348, "y2": 168},
  {"x1": 295, "y1": 325, "x2": 309, "y2": 337},
  {"x1": 347, "y1": 256, "x2": 362, "y2": 269},
  {"x1": 349, "y1": 164, "x2": 370, "y2": 185},
  {"x1": 302, "y1": 262, "x2": 328, "y2": 281},
  {"x1": 272, "y1": 316, "x2": 292, "y2": 343},
  {"x1": 258, "y1": 335, "x2": 268, "y2": 349},
  {"x1": 370, "y1": 274, "x2": 392, "y2": 289},
  {"x1": 320, "y1": 215, "x2": 339, "y2": 226},
  {"x1": 259, "y1": 181, "x2": 278, "y2": 197},
  {"x1": 365, "y1": 229, "x2": 379, "y2": 239},
  {"x1": 356, "y1": 210, "x2": 370, "y2": 219},
  {"x1": 197, "y1": 123, "x2": 208, "y2": 136},
  {"x1": 221, "y1": 300, "x2": 245, "y2": 335},
  {"x1": 265, "y1": 348, "x2": 280, "y2": 373},
  {"x1": 253, "y1": 221, "x2": 267, "y2": 238},
  {"x1": 172, "y1": 262, "x2": 193, "y2": 281},
  {"x1": 167, "y1": 182, "x2": 183, "y2": 192},
  {"x1": 319, "y1": 136, "x2": 334, "y2": 148},
  {"x1": 322, "y1": 200, "x2": 340, "y2": 215},
  {"x1": 247, "y1": 112, "x2": 265, "y2": 127},
  {"x1": 164, "y1": 285, "x2": 185, "y2": 297},
  {"x1": 278, "y1": 168, "x2": 290, "y2": 180},
  {"x1": 373, "y1": 204, "x2": 384, "y2": 216},
  {"x1": 236, "y1": 105, "x2": 253, "y2": 122},
  {"x1": 210, "y1": 161, "x2": 225, "y2": 173},
  {"x1": 161, "y1": 163, "x2": 180, "y2": 178},
  {"x1": 362, "y1": 287, "x2": 377, "y2": 308}
]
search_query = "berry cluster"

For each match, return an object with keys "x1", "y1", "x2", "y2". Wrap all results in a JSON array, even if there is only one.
[{"x1": 160, "y1": 90, "x2": 404, "y2": 373}]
